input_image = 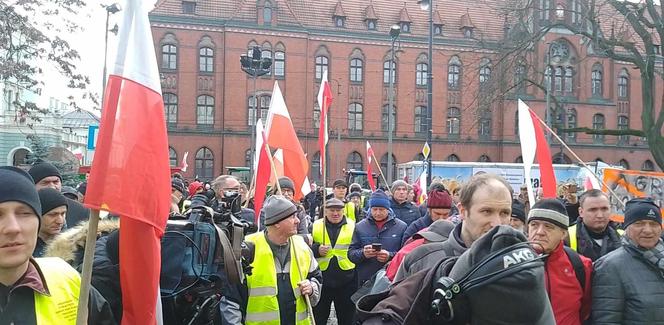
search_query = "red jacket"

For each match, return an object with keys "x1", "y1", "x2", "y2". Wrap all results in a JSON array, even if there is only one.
[
  {"x1": 385, "y1": 238, "x2": 425, "y2": 282},
  {"x1": 544, "y1": 241, "x2": 593, "y2": 325}
]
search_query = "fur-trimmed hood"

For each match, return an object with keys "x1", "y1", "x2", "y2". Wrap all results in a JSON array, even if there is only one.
[{"x1": 44, "y1": 218, "x2": 120, "y2": 267}]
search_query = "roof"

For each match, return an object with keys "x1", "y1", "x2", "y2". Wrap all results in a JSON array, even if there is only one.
[
  {"x1": 399, "y1": 4, "x2": 412, "y2": 23},
  {"x1": 365, "y1": 3, "x2": 378, "y2": 20},
  {"x1": 333, "y1": 1, "x2": 346, "y2": 17},
  {"x1": 460, "y1": 11, "x2": 475, "y2": 29},
  {"x1": 61, "y1": 110, "x2": 100, "y2": 128}
]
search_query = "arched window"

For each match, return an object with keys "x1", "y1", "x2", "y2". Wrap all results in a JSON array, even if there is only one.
[
  {"x1": 554, "y1": 66, "x2": 563, "y2": 93},
  {"x1": 346, "y1": 151, "x2": 363, "y2": 171},
  {"x1": 381, "y1": 105, "x2": 396, "y2": 132},
  {"x1": 618, "y1": 159, "x2": 630, "y2": 169},
  {"x1": 383, "y1": 60, "x2": 397, "y2": 84},
  {"x1": 348, "y1": 103, "x2": 363, "y2": 134},
  {"x1": 618, "y1": 68, "x2": 629, "y2": 98},
  {"x1": 263, "y1": 1, "x2": 273, "y2": 24},
  {"x1": 261, "y1": 42, "x2": 272, "y2": 76},
  {"x1": 416, "y1": 62, "x2": 428, "y2": 87},
  {"x1": 196, "y1": 95, "x2": 214, "y2": 125},
  {"x1": 515, "y1": 63, "x2": 527, "y2": 93},
  {"x1": 315, "y1": 56, "x2": 329, "y2": 81},
  {"x1": 478, "y1": 115, "x2": 491, "y2": 138},
  {"x1": 195, "y1": 147, "x2": 214, "y2": 181},
  {"x1": 591, "y1": 64, "x2": 603, "y2": 96},
  {"x1": 274, "y1": 43, "x2": 285, "y2": 78},
  {"x1": 555, "y1": 4, "x2": 565, "y2": 19},
  {"x1": 642, "y1": 160, "x2": 655, "y2": 171},
  {"x1": 446, "y1": 154, "x2": 460, "y2": 162},
  {"x1": 11, "y1": 148, "x2": 30, "y2": 166},
  {"x1": 479, "y1": 58, "x2": 491, "y2": 85},
  {"x1": 564, "y1": 67, "x2": 574, "y2": 94},
  {"x1": 539, "y1": 0, "x2": 551, "y2": 20},
  {"x1": 169, "y1": 147, "x2": 177, "y2": 166},
  {"x1": 566, "y1": 108, "x2": 577, "y2": 142},
  {"x1": 447, "y1": 107, "x2": 461, "y2": 137},
  {"x1": 350, "y1": 58, "x2": 363, "y2": 83},
  {"x1": 380, "y1": 154, "x2": 397, "y2": 182},
  {"x1": 163, "y1": 93, "x2": 178, "y2": 124},
  {"x1": 311, "y1": 152, "x2": 322, "y2": 184},
  {"x1": 199, "y1": 47, "x2": 214, "y2": 72},
  {"x1": 592, "y1": 113, "x2": 605, "y2": 143},
  {"x1": 161, "y1": 44, "x2": 177, "y2": 70},
  {"x1": 248, "y1": 95, "x2": 271, "y2": 126},
  {"x1": 448, "y1": 56, "x2": 462, "y2": 90},
  {"x1": 478, "y1": 154, "x2": 491, "y2": 162},
  {"x1": 415, "y1": 106, "x2": 427, "y2": 134},
  {"x1": 618, "y1": 115, "x2": 629, "y2": 144}
]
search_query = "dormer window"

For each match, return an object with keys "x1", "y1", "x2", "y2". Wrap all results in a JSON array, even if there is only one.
[
  {"x1": 434, "y1": 24, "x2": 443, "y2": 35},
  {"x1": 335, "y1": 16, "x2": 345, "y2": 27},
  {"x1": 400, "y1": 22, "x2": 411, "y2": 33},
  {"x1": 463, "y1": 28, "x2": 473, "y2": 38},
  {"x1": 367, "y1": 19, "x2": 377, "y2": 30}
]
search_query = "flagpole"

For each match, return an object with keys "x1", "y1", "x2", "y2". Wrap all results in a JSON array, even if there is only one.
[
  {"x1": 531, "y1": 112, "x2": 625, "y2": 208},
  {"x1": 371, "y1": 151, "x2": 390, "y2": 190},
  {"x1": 76, "y1": 209, "x2": 100, "y2": 324},
  {"x1": 290, "y1": 237, "x2": 317, "y2": 325},
  {"x1": 264, "y1": 142, "x2": 282, "y2": 195}
]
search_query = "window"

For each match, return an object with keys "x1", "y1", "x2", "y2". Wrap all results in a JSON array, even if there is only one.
[
  {"x1": 448, "y1": 56, "x2": 461, "y2": 90},
  {"x1": 348, "y1": 103, "x2": 363, "y2": 134},
  {"x1": 182, "y1": 1, "x2": 196, "y2": 14},
  {"x1": 381, "y1": 105, "x2": 396, "y2": 132},
  {"x1": 416, "y1": 63, "x2": 428, "y2": 86},
  {"x1": 197, "y1": 95, "x2": 214, "y2": 125},
  {"x1": 383, "y1": 60, "x2": 396, "y2": 84},
  {"x1": 261, "y1": 47, "x2": 272, "y2": 76},
  {"x1": 591, "y1": 64, "x2": 603, "y2": 96},
  {"x1": 274, "y1": 51, "x2": 285, "y2": 77},
  {"x1": 567, "y1": 108, "x2": 577, "y2": 142},
  {"x1": 169, "y1": 147, "x2": 177, "y2": 166},
  {"x1": 539, "y1": 0, "x2": 551, "y2": 20},
  {"x1": 478, "y1": 154, "x2": 491, "y2": 162},
  {"x1": 463, "y1": 28, "x2": 473, "y2": 38},
  {"x1": 570, "y1": 0, "x2": 583, "y2": 24},
  {"x1": 313, "y1": 103, "x2": 321, "y2": 128},
  {"x1": 618, "y1": 69, "x2": 629, "y2": 98},
  {"x1": 161, "y1": 44, "x2": 177, "y2": 70},
  {"x1": 400, "y1": 22, "x2": 410, "y2": 33},
  {"x1": 263, "y1": 4, "x2": 272, "y2": 24},
  {"x1": 515, "y1": 64, "x2": 527, "y2": 93},
  {"x1": 346, "y1": 151, "x2": 363, "y2": 171},
  {"x1": 195, "y1": 147, "x2": 214, "y2": 181},
  {"x1": 514, "y1": 110, "x2": 519, "y2": 136},
  {"x1": 642, "y1": 160, "x2": 655, "y2": 172},
  {"x1": 592, "y1": 113, "x2": 605, "y2": 143},
  {"x1": 248, "y1": 95, "x2": 270, "y2": 125},
  {"x1": 446, "y1": 154, "x2": 460, "y2": 162},
  {"x1": 350, "y1": 58, "x2": 363, "y2": 83},
  {"x1": 415, "y1": 106, "x2": 427, "y2": 134},
  {"x1": 554, "y1": 66, "x2": 563, "y2": 93},
  {"x1": 163, "y1": 93, "x2": 178, "y2": 124},
  {"x1": 380, "y1": 154, "x2": 397, "y2": 181},
  {"x1": 315, "y1": 56, "x2": 329, "y2": 81},
  {"x1": 434, "y1": 24, "x2": 443, "y2": 35},
  {"x1": 564, "y1": 67, "x2": 574, "y2": 94},
  {"x1": 367, "y1": 19, "x2": 377, "y2": 30},
  {"x1": 479, "y1": 59, "x2": 491, "y2": 85},
  {"x1": 311, "y1": 152, "x2": 324, "y2": 184},
  {"x1": 555, "y1": 4, "x2": 565, "y2": 19},
  {"x1": 199, "y1": 47, "x2": 214, "y2": 73},
  {"x1": 618, "y1": 115, "x2": 629, "y2": 144},
  {"x1": 479, "y1": 116, "x2": 491, "y2": 138},
  {"x1": 447, "y1": 107, "x2": 461, "y2": 136},
  {"x1": 618, "y1": 159, "x2": 630, "y2": 169}
]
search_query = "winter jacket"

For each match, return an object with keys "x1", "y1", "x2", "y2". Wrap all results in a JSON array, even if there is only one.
[
  {"x1": 390, "y1": 198, "x2": 421, "y2": 226},
  {"x1": 65, "y1": 197, "x2": 90, "y2": 228},
  {"x1": 348, "y1": 214, "x2": 407, "y2": 286},
  {"x1": 92, "y1": 230, "x2": 122, "y2": 322},
  {"x1": 591, "y1": 242, "x2": 664, "y2": 324},
  {"x1": 44, "y1": 218, "x2": 120, "y2": 268},
  {"x1": 566, "y1": 222, "x2": 622, "y2": 261},
  {"x1": 385, "y1": 238, "x2": 425, "y2": 282},
  {"x1": 544, "y1": 242, "x2": 592, "y2": 325},
  {"x1": 401, "y1": 214, "x2": 433, "y2": 246},
  {"x1": 311, "y1": 217, "x2": 357, "y2": 288},
  {"x1": 393, "y1": 222, "x2": 468, "y2": 282}
]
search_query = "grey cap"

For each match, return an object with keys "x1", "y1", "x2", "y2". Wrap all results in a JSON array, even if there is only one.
[
  {"x1": 264, "y1": 195, "x2": 298, "y2": 226},
  {"x1": 325, "y1": 198, "x2": 345, "y2": 209},
  {"x1": 413, "y1": 219, "x2": 455, "y2": 242}
]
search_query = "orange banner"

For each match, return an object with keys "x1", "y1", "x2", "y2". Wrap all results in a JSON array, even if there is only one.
[{"x1": 602, "y1": 168, "x2": 664, "y2": 223}]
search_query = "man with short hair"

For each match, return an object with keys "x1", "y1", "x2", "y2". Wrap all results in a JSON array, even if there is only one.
[
  {"x1": 566, "y1": 189, "x2": 622, "y2": 261},
  {"x1": 528, "y1": 199, "x2": 592, "y2": 325},
  {"x1": 592, "y1": 197, "x2": 664, "y2": 324},
  {"x1": 207, "y1": 175, "x2": 257, "y2": 227},
  {"x1": 33, "y1": 188, "x2": 68, "y2": 257},
  {"x1": 394, "y1": 173, "x2": 513, "y2": 282},
  {"x1": 390, "y1": 180, "x2": 421, "y2": 226},
  {"x1": 329, "y1": 179, "x2": 358, "y2": 222},
  {"x1": 510, "y1": 199, "x2": 527, "y2": 233},
  {"x1": 401, "y1": 189, "x2": 452, "y2": 245}
]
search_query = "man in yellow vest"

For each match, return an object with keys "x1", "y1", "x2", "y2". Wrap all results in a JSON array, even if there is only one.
[
  {"x1": 0, "y1": 166, "x2": 115, "y2": 324},
  {"x1": 312, "y1": 198, "x2": 356, "y2": 325},
  {"x1": 243, "y1": 195, "x2": 322, "y2": 325}
]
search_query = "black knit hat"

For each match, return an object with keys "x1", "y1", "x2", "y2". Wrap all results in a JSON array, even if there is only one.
[
  {"x1": 0, "y1": 166, "x2": 42, "y2": 217},
  {"x1": 28, "y1": 162, "x2": 61, "y2": 184},
  {"x1": 38, "y1": 188, "x2": 68, "y2": 215},
  {"x1": 278, "y1": 176, "x2": 295, "y2": 191},
  {"x1": 624, "y1": 197, "x2": 662, "y2": 229},
  {"x1": 171, "y1": 177, "x2": 186, "y2": 196},
  {"x1": 511, "y1": 199, "x2": 526, "y2": 224},
  {"x1": 528, "y1": 198, "x2": 569, "y2": 229}
]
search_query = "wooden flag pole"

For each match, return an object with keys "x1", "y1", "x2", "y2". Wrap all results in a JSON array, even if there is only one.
[
  {"x1": 76, "y1": 209, "x2": 101, "y2": 324},
  {"x1": 321, "y1": 141, "x2": 328, "y2": 245},
  {"x1": 290, "y1": 237, "x2": 317, "y2": 325},
  {"x1": 371, "y1": 151, "x2": 390, "y2": 191},
  {"x1": 531, "y1": 113, "x2": 625, "y2": 208},
  {"x1": 264, "y1": 142, "x2": 282, "y2": 196}
]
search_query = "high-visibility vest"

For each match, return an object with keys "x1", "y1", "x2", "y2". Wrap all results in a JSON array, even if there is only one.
[
  {"x1": 312, "y1": 218, "x2": 356, "y2": 271},
  {"x1": 343, "y1": 202, "x2": 356, "y2": 221},
  {"x1": 244, "y1": 232, "x2": 311, "y2": 325},
  {"x1": 34, "y1": 257, "x2": 81, "y2": 325},
  {"x1": 568, "y1": 224, "x2": 624, "y2": 251}
]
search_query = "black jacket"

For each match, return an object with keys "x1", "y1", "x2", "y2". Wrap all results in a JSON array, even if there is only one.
[
  {"x1": 390, "y1": 199, "x2": 421, "y2": 226},
  {"x1": 65, "y1": 198, "x2": 90, "y2": 228},
  {"x1": 92, "y1": 230, "x2": 122, "y2": 322},
  {"x1": 567, "y1": 222, "x2": 622, "y2": 261}
]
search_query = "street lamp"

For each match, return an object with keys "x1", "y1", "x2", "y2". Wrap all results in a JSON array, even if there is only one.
[
  {"x1": 387, "y1": 25, "x2": 400, "y2": 185},
  {"x1": 418, "y1": 0, "x2": 434, "y2": 185},
  {"x1": 240, "y1": 46, "x2": 272, "y2": 177},
  {"x1": 102, "y1": 3, "x2": 121, "y2": 106}
]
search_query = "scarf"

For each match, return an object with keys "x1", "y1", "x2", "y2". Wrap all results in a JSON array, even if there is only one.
[{"x1": 623, "y1": 236, "x2": 664, "y2": 273}]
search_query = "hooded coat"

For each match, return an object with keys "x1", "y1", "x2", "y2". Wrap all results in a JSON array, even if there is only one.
[{"x1": 44, "y1": 218, "x2": 120, "y2": 269}]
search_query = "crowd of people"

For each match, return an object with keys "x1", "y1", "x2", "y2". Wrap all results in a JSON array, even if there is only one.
[{"x1": 1, "y1": 161, "x2": 664, "y2": 324}]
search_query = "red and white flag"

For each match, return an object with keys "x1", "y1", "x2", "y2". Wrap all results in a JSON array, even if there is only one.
[
  {"x1": 417, "y1": 170, "x2": 427, "y2": 205},
  {"x1": 180, "y1": 151, "x2": 189, "y2": 172},
  {"x1": 317, "y1": 70, "x2": 333, "y2": 175},
  {"x1": 266, "y1": 82, "x2": 309, "y2": 200},
  {"x1": 252, "y1": 120, "x2": 271, "y2": 226},
  {"x1": 366, "y1": 141, "x2": 376, "y2": 191},
  {"x1": 84, "y1": 0, "x2": 168, "y2": 324},
  {"x1": 518, "y1": 99, "x2": 557, "y2": 206}
]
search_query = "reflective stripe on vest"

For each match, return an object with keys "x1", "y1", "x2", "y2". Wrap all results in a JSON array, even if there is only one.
[
  {"x1": 312, "y1": 219, "x2": 356, "y2": 271},
  {"x1": 568, "y1": 224, "x2": 624, "y2": 251},
  {"x1": 34, "y1": 257, "x2": 81, "y2": 325},
  {"x1": 245, "y1": 232, "x2": 311, "y2": 325},
  {"x1": 344, "y1": 202, "x2": 356, "y2": 222}
]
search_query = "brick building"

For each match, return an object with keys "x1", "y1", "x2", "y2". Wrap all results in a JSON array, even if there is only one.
[{"x1": 149, "y1": 0, "x2": 662, "y2": 183}]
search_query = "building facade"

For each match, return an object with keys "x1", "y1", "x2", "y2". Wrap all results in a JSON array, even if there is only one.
[{"x1": 149, "y1": 0, "x2": 662, "y2": 183}]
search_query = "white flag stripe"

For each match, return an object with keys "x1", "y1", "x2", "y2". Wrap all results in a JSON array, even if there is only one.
[{"x1": 517, "y1": 99, "x2": 537, "y2": 207}]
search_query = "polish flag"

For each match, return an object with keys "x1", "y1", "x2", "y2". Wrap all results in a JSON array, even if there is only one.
[
  {"x1": 252, "y1": 120, "x2": 271, "y2": 225},
  {"x1": 83, "y1": 0, "x2": 167, "y2": 323},
  {"x1": 366, "y1": 141, "x2": 376, "y2": 191},
  {"x1": 265, "y1": 83, "x2": 309, "y2": 200},
  {"x1": 417, "y1": 170, "x2": 427, "y2": 205},
  {"x1": 180, "y1": 151, "x2": 189, "y2": 172},
  {"x1": 518, "y1": 99, "x2": 557, "y2": 206},
  {"x1": 317, "y1": 70, "x2": 333, "y2": 175}
]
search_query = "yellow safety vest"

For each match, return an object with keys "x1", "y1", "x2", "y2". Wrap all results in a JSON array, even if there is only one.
[
  {"x1": 34, "y1": 257, "x2": 81, "y2": 325},
  {"x1": 568, "y1": 224, "x2": 624, "y2": 251},
  {"x1": 343, "y1": 202, "x2": 356, "y2": 222},
  {"x1": 244, "y1": 232, "x2": 311, "y2": 325},
  {"x1": 312, "y1": 218, "x2": 356, "y2": 271}
]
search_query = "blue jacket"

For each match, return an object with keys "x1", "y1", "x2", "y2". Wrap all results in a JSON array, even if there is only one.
[
  {"x1": 348, "y1": 213, "x2": 407, "y2": 286},
  {"x1": 390, "y1": 199, "x2": 421, "y2": 226},
  {"x1": 401, "y1": 214, "x2": 433, "y2": 246}
]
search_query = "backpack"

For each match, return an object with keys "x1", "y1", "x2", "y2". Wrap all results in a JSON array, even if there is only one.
[{"x1": 563, "y1": 246, "x2": 586, "y2": 291}]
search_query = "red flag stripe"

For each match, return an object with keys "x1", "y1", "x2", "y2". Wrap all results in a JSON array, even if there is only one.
[{"x1": 529, "y1": 109, "x2": 557, "y2": 198}]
